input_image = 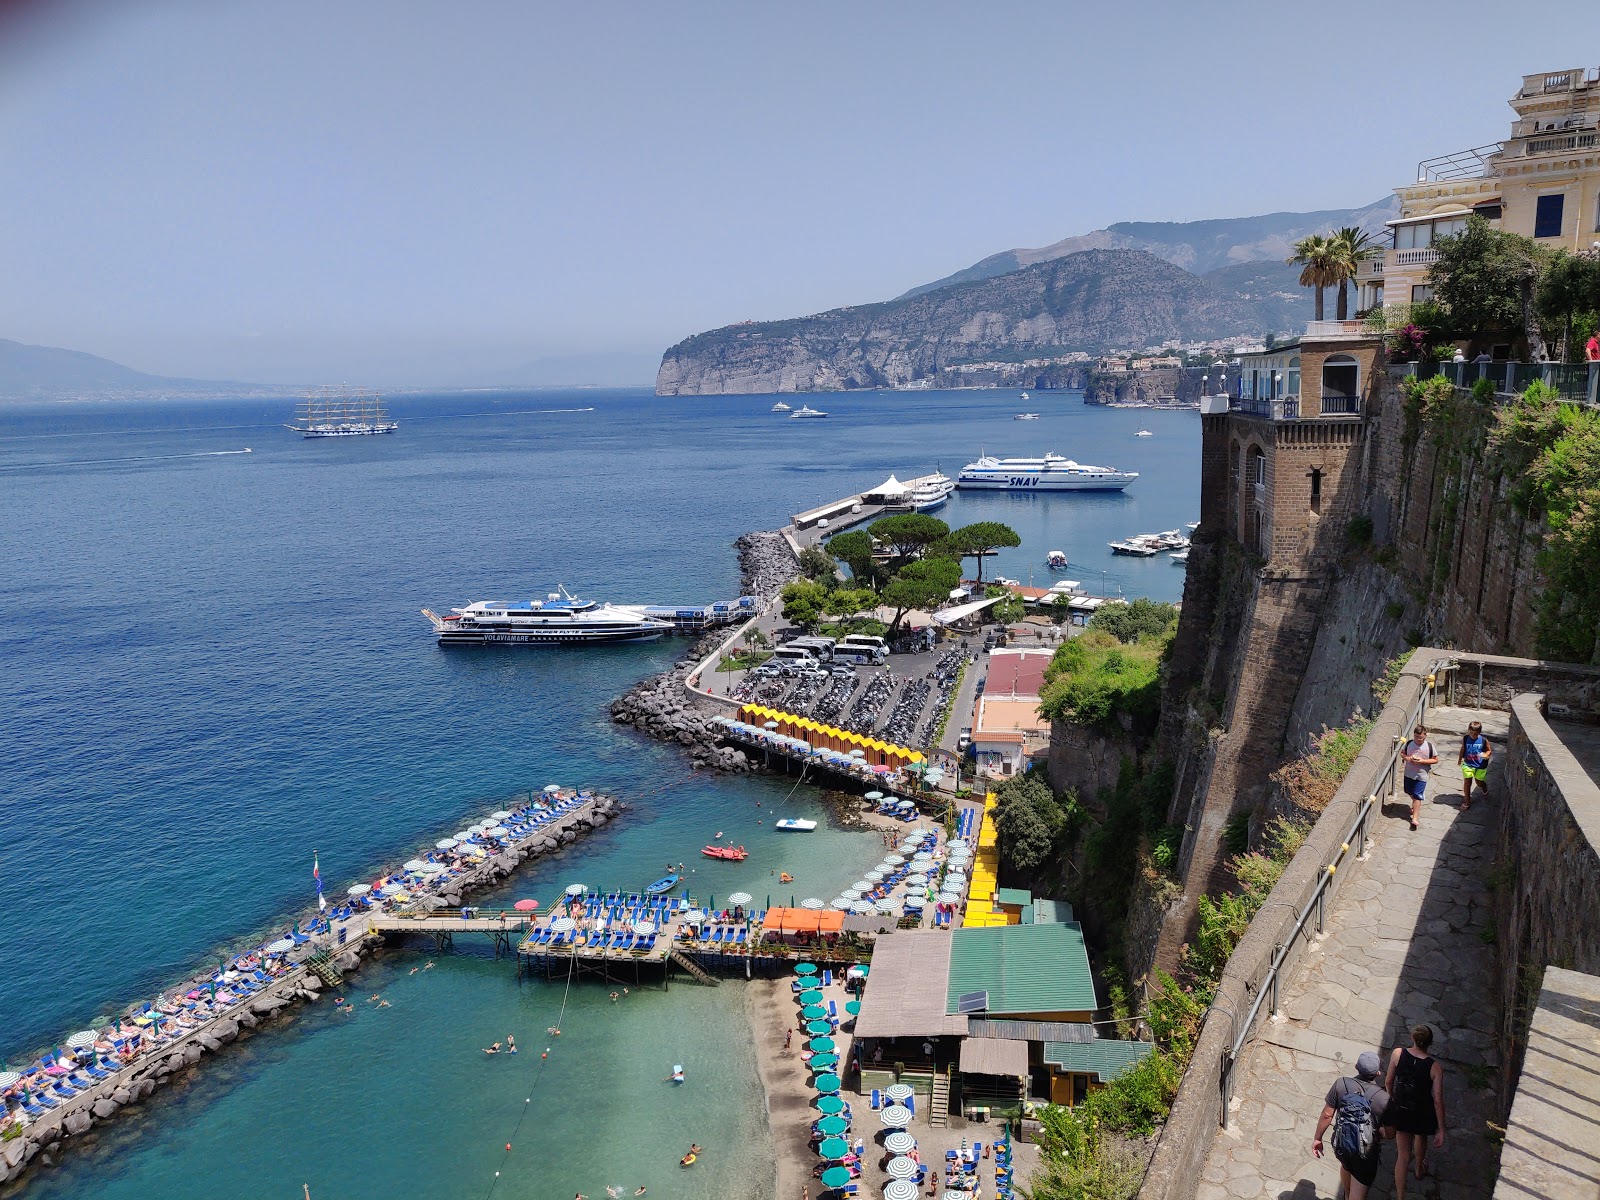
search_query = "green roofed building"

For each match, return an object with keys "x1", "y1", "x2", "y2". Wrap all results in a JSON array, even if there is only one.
[
  {"x1": 1043, "y1": 1037, "x2": 1157, "y2": 1107},
  {"x1": 946, "y1": 921, "x2": 1097, "y2": 1022}
]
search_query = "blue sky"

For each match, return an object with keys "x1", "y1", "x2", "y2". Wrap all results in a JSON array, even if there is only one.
[{"x1": 1, "y1": 0, "x2": 1595, "y2": 383}]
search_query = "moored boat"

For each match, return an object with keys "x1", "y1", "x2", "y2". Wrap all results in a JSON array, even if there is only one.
[
  {"x1": 702, "y1": 845, "x2": 748, "y2": 860},
  {"x1": 958, "y1": 453, "x2": 1137, "y2": 492},
  {"x1": 774, "y1": 818, "x2": 817, "y2": 832},
  {"x1": 421, "y1": 586, "x2": 670, "y2": 646},
  {"x1": 790, "y1": 405, "x2": 829, "y2": 419},
  {"x1": 646, "y1": 873, "x2": 680, "y2": 895},
  {"x1": 909, "y1": 472, "x2": 955, "y2": 512},
  {"x1": 771, "y1": 401, "x2": 792, "y2": 412}
]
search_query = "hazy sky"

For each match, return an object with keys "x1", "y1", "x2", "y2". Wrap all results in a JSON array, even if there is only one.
[{"x1": 1, "y1": 0, "x2": 1596, "y2": 383}]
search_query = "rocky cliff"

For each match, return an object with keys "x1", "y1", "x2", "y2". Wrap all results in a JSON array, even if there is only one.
[{"x1": 657, "y1": 250, "x2": 1307, "y2": 396}]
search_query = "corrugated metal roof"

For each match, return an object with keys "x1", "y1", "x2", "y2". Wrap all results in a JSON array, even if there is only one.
[
  {"x1": 945, "y1": 923, "x2": 1097, "y2": 1016},
  {"x1": 1042, "y1": 1038, "x2": 1155, "y2": 1081},
  {"x1": 995, "y1": 887, "x2": 1032, "y2": 906},
  {"x1": 968, "y1": 1018, "x2": 1095, "y2": 1043},
  {"x1": 855, "y1": 931, "x2": 969, "y2": 1039},
  {"x1": 959, "y1": 1037, "x2": 1030, "y2": 1077},
  {"x1": 1030, "y1": 898, "x2": 1073, "y2": 925}
]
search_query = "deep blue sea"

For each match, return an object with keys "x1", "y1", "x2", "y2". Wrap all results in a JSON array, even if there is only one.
[{"x1": 0, "y1": 387, "x2": 1197, "y2": 1199}]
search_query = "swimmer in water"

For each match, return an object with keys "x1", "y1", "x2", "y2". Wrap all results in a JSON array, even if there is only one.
[
  {"x1": 485, "y1": 1042, "x2": 502, "y2": 1055},
  {"x1": 424, "y1": 961, "x2": 435, "y2": 970}
]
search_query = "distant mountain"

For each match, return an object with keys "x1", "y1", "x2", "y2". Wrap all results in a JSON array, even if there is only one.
[
  {"x1": 0, "y1": 338, "x2": 261, "y2": 400},
  {"x1": 900, "y1": 197, "x2": 1399, "y2": 298},
  {"x1": 656, "y1": 248, "x2": 1309, "y2": 396}
]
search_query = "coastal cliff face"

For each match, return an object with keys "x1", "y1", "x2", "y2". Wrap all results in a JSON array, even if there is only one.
[{"x1": 656, "y1": 250, "x2": 1307, "y2": 396}]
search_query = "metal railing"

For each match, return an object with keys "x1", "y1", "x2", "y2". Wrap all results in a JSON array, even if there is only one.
[
  {"x1": 1415, "y1": 142, "x2": 1503, "y2": 182},
  {"x1": 1218, "y1": 677, "x2": 1442, "y2": 1127},
  {"x1": 1229, "y1": 394, "x2": 1299, "y2": 420},
  {"x1": 1526, "y1": 131, "x2": 1598, "y2": 154},
  {"x1": 1437, "y1": 360, "x2": 1599, "y2": 402},
  {"x1": 1320, "y1": 395, "x2": 1362, "y2": 415}
]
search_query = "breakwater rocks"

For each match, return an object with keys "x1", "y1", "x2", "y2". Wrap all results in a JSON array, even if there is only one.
[{"x1": 609, "y1": 529, "x2": 799, "y2": 772}]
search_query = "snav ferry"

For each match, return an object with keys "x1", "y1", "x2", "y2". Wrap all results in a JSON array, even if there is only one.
[
  {"x1": 422, "y1": 588, "x2": 670, "y2": 646},
  {"x1": 957, "y1": 453, "x2": 1138, "y2": 492}
]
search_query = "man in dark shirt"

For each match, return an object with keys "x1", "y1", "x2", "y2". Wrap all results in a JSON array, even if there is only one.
[{"x1": 1312, "y1": 1051, "x2": 1391, "y2": 1199}]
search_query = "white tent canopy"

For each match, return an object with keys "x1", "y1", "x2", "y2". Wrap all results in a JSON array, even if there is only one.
[
  {"x1": 865, "y1": 475, "x2": 910, "y2": 499},
  {"x1": 932, "y1": 595, "x2": 1004, "y2": 626}
]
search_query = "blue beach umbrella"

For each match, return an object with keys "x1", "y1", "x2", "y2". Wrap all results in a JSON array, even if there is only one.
[
  {"x1": 815, "y1": 1095, "x2": 845, "y2": 1115},
  {"x1": 806, "y1": 1019, "x2": 832, "y2": 1035},
  {"x1": 821, "y1": 1166, "x2": 852, "y2": 1189},
  {"x1": 814, "y1": 1073, "x2": 842, "y2": 1093},
  {"x1": 818, "y1": 1136, "x2": 850, "y2": 1159},
  {"x1": 795, "y1": 962, "x2": 818, "y2": 976},
  {"x1": 808, "y1": 1036, "x2": 836, "y2": 1053}
]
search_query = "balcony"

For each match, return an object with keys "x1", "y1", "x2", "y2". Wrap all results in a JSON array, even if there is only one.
[
  {"x1": 1394, "y1": 248, "x2": 1442, "y2": 267},
  {"x1": 1526, "y1": 131, "x2": 1598, "y2": 154},
  {"x1": 1303, "y1": 320, "x2": 1379, "y2": 341},
  {"x1": 1230, "y1": 394, "x2": 1300, "y2": 420},
  {"x1": 1436, "y1": 360, "x2": 1600, "y2": 403}
]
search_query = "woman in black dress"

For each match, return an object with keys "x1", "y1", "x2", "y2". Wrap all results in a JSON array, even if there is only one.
[{"x1": 1385, "y1": 1024, "x2": 1446, "y2": 1198}]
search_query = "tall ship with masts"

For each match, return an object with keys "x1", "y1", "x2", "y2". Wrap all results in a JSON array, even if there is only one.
[{"x1": 285, "y1": 388, "x2": 397, "y2": 437}]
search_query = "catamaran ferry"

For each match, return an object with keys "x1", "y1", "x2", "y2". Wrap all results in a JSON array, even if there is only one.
[
  {"x1": 421, "y1": 588, "x2": 669, "y2": 646},
  {"x1": 957, "y1": 453, "x2": 1137, "y2": 492}
]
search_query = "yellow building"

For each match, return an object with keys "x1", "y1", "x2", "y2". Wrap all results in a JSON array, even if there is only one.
[{"x1": 1369, "y1": 67, "x2": 1600, "y2": 319}]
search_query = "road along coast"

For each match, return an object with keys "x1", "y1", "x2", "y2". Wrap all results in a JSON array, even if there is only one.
[
  {"x1": 0, "y1": 788, "x2": 621, "y2": 1188},
  {"x1": 610, "y1": 529, "x2": 799, "y2": 771}
]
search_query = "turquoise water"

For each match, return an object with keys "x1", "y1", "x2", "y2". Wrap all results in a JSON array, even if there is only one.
[{"x1": 0, "y1": 388, "x2": 1198, "y2": 1198}]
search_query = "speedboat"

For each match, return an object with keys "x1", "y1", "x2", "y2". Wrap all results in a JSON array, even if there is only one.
[
  {"x1": 702, "y1": 845, "x2": 748, "y2": 861},
  {"x1": 771, "y1": 401, "x2": 793, "y2": 412},
  {"x1": 1014, "y1": 412, "x2": 1040, "y2": 420},
  {"x1": 790, "y1": 405, "x2": 829, "y2": 419},
  {"x1": 646, "y1": 874, "x2": 680, "y2": 895},
  {"x1": 1109, "y1": 536, "x2": 1162, "y2": 557},
  {"x1": 421, "y1": 587, "x2": 670, "y2": 646},
  {"x1": 1047, "y1": 550, "x2": 1069, "y2": 569},
  {"x1": 1020, "y1": 391, "x2": 1030, "y2": 401},
  {"x1": 1135, "y1": 427, "x2": 1153, "y2": 437},
  {"x1": 1171, "y1": 550, "x2": 1189, "y2": 564},
  {"x1": 958, "y1": 453, "x2": 1137, "y2": 492},
  {"x1": 775, "y1": 818, "x2": 817, "y2": 832}
]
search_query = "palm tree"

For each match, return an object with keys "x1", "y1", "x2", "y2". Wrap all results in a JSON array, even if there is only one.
[
  {"x1": 1329, "y1": 226, "x2": 1383, "y2": 320},
  {"x1": 1288, "y1": 234, "x2": 1340, "y2": 322}
]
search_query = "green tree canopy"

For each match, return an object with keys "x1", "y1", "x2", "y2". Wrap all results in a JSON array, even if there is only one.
[
  {"x1": 1428, "y1": 215, "x2": 1548, "y2": 352},
  {"x1": 868, "y1": 513, "x2": 951, "y2": 563},
  {"x1": 947, "y1": 521, "x2": 1021, "y2": 583},
  {"x1": 797, "y1": 545, "x2": 839, "y2": 584},
  {"x1": 1535, "y1": 252, "x2": 1600, "y2": 361},
  {"x1": 880, "y1": 557, "x2": 961, "y2": 637},
  {"x1": 1288, "y1": 233, "x2": 1340, "y2": 323},
  {"x1": 1329, "y1": 226, "x2": 1383, "y2": 320},
  {"x1": 993, "y1": 773, "x2": 1065, "y2": 873},
  {"x1": 1087, "y1": 597, "x2": 1179, "y2": 643},
  {"x1": 780, "y1": 579, "x2": 831, "y2": 630},
  {"x1": 824, "y1": 587, "x2": 879, "y2": 622},
  {"x1": 825, "y1": 529, "x2": 888, "y2": 591}
]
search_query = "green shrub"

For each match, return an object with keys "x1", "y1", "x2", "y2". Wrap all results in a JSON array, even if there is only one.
[{"x1": 1346, "y1": 514, "x2": 1374, "y2": 546}]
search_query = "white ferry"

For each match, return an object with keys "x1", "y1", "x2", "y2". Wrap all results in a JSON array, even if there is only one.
[
  {"x1": 421, "y1": 588, "x2": 669, "y2": 646},
  {"x1": 957, "y1": 453, "x2": 1137, "y2": 492},
  {"x1": 790, "y1": 405, "x2": 829, "y2": 419},
  {"x1": 910, "y1": 472, "x2": 955, "y2": 512}
]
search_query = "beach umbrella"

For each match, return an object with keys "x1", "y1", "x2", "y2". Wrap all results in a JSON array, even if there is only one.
[
  {"x1": 543, "y1": 784, "x2": 562, "y2": 793},
  {"x1": 845, "y1": 1000, "x2": 861, "y2": 1015},
  {"x1": 885, "y1": 1182, "x2": 919, "y2": 1200},
  {"x1": 818, "y1": 1137, "x2": 850, "y2": 1160},
  {"x1": 513, "y1": 899, "x2": 540, "y2": 912},
  {"x1": 830, "y1": 899, "x2": 851, "y2": 911},
  {"x1": 905, "y1": 874, "x2": 928, "y2": 887},
  {"x1": 820, "y1": 1167, "x2": 853, "y2": 1190},
  {"x1": 489, "y1": 810, "x2": 511, "y2": 820},
  {"x1": 467, "y1": 822, "x2": 489, "y2": 833},
  {"x1": 266, "y1": 937, "x2": 295, "y2": 954},
  {"x1": 879, "y1": 1105, "x2": 911, "y2": 1128},
  {"x1": 864, "y1": 791, "x2": 883, "y2": 801},
  {"x1": 944, "y1": 1192, "x2": 972, "y2": 1200},
  {"x1": 840, "y1": 890, "x2": 861, "y2": 903},
  {"x1": 806, "y1": 1019, "x2": 832, "y2": 1035},
  {"x1": 852, "y1": 880, "x2": 873, "y2": 892},
  {"x1": 850, "y1": 749, "x2": 866, "y2": 758},
  {"x1": 435, "y1": 838, "x2": 458, "y2": 850},
  {"x1": 379, "y1": 883, "x2": 406, "y2": 896},
  {"x1": 816, "y1": 1094, "x2": 845, "y2": 1116},
  {"x1": 727, "y1": 892, "x2": 752, "y2": 906},
  {"x1": 801, "y1": 1005, "x2": 828, "y2": 1020},
  {"x1": 810, "y1": 1053, "x2": 839, "y2": 1069},
  {"x1": 808, "y1": 1036, "x2": 836, "y2": 1052},
  {"x1": 883, "y1": 854, "x2": 905, "y2": 865},
  {"x1": 814, "y1": 1073, "x2": 842, "y2": 1093},
  {"x1": 864, "y1": 870, "x2": 884, "y2": 884},
  {"x1": 486, "y1": 826, "x2": 510, "y2": 838},
  {"x1": 794, "y1": 962, "x2": 818, "y2": 976},
  {"x1": 451, "y1": 831, "x2": 473, "y2": 841},
  {"x1": 849, "y1": 901, "x2": 873, "y2": 914},
  {"x1": 685, "y1": 910, "x2": 707, "y2": 924},
  {"x1": 346, "y1": 884, "x2": 371, "y2": 897},
  {"x1": 885, "y1": 1083, "x2": 914, "y2": 1102},
  {"x1": 938, "y1": 892, "x2": 962, "y2": 905},
  {"x1": 550, "y1": 917, "x2": 577, "y2": 933},
  {"x1": 874, "y1": 899, "x2": 897, "y2": 914},
  {"x1": 946, "y1": 871, "x2": 968, "y2": 883},
  {"x1": 903, "y1": 897, "x2": 925, "y2": 910},
  {"x1": 66, "y1": 1030, "x2": 98, "y2": 1050},
  {"x1": 883, "y1": 1131, "x2": 916, "y2": 1155},
  {"x1": 0, "y1": 1071, "x2": 21, "y2": 1089},
  {"x1": 798, "y1": 988, "x2": 823, "y2": 1004},
  {"x1": 403, "y1": 859, "x2": 428, "y2": 872},
  {"x1": 816, "y1": 1115, "x2": 850, "y2": 1137},
  {"x1": 764, "y1": 721, "x2": 779, "y2": 730},
  {"x1": 886, "y1": 1157, "x2": 919, "y2": 1180},
  {"x1": 801, "y1": 898, "x2": 825, "y2": 910},
  {"x1": 632, "y1": 920, "x2": 657, "y2": 935},
  {"x1": 565, "y1": 884, "x2": 587, "y2": 897},
  {"x1": 419, "y1": 862, "x2": 447, "y2": 874}
]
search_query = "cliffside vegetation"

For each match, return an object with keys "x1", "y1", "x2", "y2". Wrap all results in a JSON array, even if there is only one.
[{"x1": 1038, "y1": 600, "x2": 1178, "y2": 732}]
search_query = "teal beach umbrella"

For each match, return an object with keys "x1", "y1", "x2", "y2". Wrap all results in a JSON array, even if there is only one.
[{"x1": 821, "y1": 1166, "x2": 852, "y2": 1189}]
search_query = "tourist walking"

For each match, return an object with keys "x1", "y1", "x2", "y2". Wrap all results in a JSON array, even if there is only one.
[
  {"x1": 1401, "y1": 725, "x2": 1438, "y2": 831},
  {"x1": 1312, "y1": 1051, "x2": 1390, "y2": 1200},
  {"x1": 1385, "y1": 1026, "x2": 1446, "y2": 1198},
  {"x1": 1457, "y1": 721, "x2": 1491, "y2": 811}
]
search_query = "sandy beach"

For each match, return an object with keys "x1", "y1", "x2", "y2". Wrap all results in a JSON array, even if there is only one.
[{"x1": 749, "y1": 978, "x2": 824, "y2": 1200}]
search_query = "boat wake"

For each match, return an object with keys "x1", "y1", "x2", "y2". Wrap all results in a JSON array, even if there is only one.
[{"x1": 0, "y1": 448, "x2": 254, "y2": 470}]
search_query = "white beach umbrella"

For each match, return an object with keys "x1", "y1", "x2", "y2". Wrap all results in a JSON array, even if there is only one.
[
  {"x1": 883, "y1": 1130, "x2": 916, "y2": 1155},
  {"x1": 801, "y1": 898, "x2": 825, "y2": 910},
  {"x1": 403, "y1": 859, "x2": 429, "y2": 872},
  {"x1": 632, "y1": 920, "x2": 656, "y2": 935},
  {"x1": 864, "y1": 791, "x2": 884, "y2": 801},
  {"x1": 0, "y1": 1071, "x2": 22, "y2": 1089},
  {"x1": 885, "y1": 1083, "x2": 914, "y2": 1102},
  {"x1": 886, "y1": 1157, "x2": 919, "y2": 1180},
  {"x1": 550, "y1": 917, "x2": 577, "y2": 933},
  {"x1": 883, "y1": 854, "x2": 905, "y2": 865},
  {"x1": 684, "y1": 910, "x2": 707, "y2": 923},
  {"x1": 486, "y1": 826, "x2": 510, "y2": 838},
  {"x1": 66, "y1": 1030, "x2": 98, "y2": 1049},
  {"x1": 840, "y1": 890, "x2": 861, "y2": 903},
  {"x1": 852, "y1": 881, "x2": 873, "y2": 892},
  {"x1": 435, "y1": 838, "x2": 458, "y2": 850},
  {"x1": 489, "y1": 811, "x2": 512, "y2": 821},
  {"x1": 727, "y1": 892, "x2": 753, "y2": 906},
  {"x1": 419, "y1": 862, "x2": 447, "y2": 875},
  {"x1": 874, "y1": 899, "x2": 898, "y2": 914},
  {"x1": 830, "y1": 899, "x2": 851, "y2": 911},
  {"x1": 879, "y1": 1104, "x2": 912, "y2": 1127},
  {"x1": 849, "y1": 901, "x2": 874, "y2": 914},
  {"x1": 544, "y1": 784, "x2": 563, "y2": 793},
  {"x1": 903, "y1": 896, "x2": 925, "y2": 909},
  {"x1": 266, "y1": 938, "x2": 295, "y2": 954},
  {"x1": 347, "y1": 884, "x2": 371, "y2": 896},
  {"x1": 864, "y1": 870, "x2": 884, "y2": 883},
  {"x1": 564, "y1": 884, "x2": 587, "y2": 897},
  {"x1": 884, "y1": 1183, "x2": 918, "y2": 1200},
  {"x1": 451, "y1": 831, "x2": 472, "y2": 842}
]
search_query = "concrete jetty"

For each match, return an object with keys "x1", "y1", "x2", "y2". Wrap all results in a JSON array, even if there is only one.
[{"x1": 0, "y1": 789, "x2": 620, "y2": 1188}]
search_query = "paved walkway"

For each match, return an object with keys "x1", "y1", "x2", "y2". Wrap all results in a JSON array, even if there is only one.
[{"x1": 1197, "y1": 707, "x2": 1506, "y2": 1200}]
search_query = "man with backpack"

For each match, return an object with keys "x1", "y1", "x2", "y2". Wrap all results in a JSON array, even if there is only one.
[{"x1": 1312, "y1": 1051, "x2": 1392, "y2": 1199}]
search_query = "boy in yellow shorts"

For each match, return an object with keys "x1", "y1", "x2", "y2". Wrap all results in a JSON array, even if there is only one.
[{"x1": 1457, "y1": 720, "x2": 1491, "y2": 811}]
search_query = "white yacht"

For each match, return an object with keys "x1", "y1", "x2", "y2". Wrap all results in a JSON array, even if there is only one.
[
  {"x1": 1109, "y1": 536, "x2": 1163, "y2": 557},
  {"x1": 421, "y1": 588, "x2": 669, "y2": 646},
  {"x1": 1020, "y1": 391, "x2": 1030, "y2": 401},
  {"x1": 909, "y1": 472, "x2": 955, "y2": 512},
  {"x1": 957, "y1": 453, "x2": 1137, "y2": 492},
  {"x1": 771, "y1": 401, "x2": 793, "y2": 412},
  {"x1": 790, "y1": 405, "x2": 829, "y2": 419},
  {"x1": 1014, "y1": 412, "x2": 1040, "y2": 421},
  {"x1": 1171, "y1": 549, "x2": 1190, "y2": 565},
  {"x1": 1135, "y1": 427, "x2": 1153, "y2": 437}
]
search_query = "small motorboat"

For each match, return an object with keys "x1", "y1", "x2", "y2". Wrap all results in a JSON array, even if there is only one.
[
  {"x1": 702, "y1": 845, "x2": 749, "y2": 861},
  {"x1": 775, "y1": 818, "x2": 817, "y2": 832},
  {"x1": 1135, "y1": 427, "x2": 1153, "y2": 437},
  {"x1": 1014, "y1": 412, "x2": 1040, "y2": 420},
  {"x1": 1171, "y1": 550, "x2": 1190, "y2": 564},
  {"x1": 1047, "y1": 550, "x2": 1068, "y2": 569},
  {"x1": 646, "y1": 874, "x2": 680, "y2": 896}
]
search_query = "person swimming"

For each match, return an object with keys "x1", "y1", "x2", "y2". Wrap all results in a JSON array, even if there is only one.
[{"x1": 484, "y1": 1042, "x2": 502, "y2": 1055}]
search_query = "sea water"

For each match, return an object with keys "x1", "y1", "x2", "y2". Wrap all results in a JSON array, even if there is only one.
[{"x1": 0, "y1": 388, "x2": 1197, "y2": 1199}]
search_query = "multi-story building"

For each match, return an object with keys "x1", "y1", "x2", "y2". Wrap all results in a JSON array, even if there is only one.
[{"x1": 1366, "y1": 67, "x2": 1600, "y2": 317}]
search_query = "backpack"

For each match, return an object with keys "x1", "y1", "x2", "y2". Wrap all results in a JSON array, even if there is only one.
[
  {"x1": 1389, "y1": 1052, "x2": 1426, "y2": 1115},
  {"x1": 1332, "y1": 1079, "x2": 1376, "y2": 1161}
]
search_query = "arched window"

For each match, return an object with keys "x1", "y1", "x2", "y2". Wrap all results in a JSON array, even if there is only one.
[
  {"x1": 1249, "y1": 445, "x2": 1266, "y2": 489},
  {"x1": 1322, "y1": 354, "x2": 1360, "y2": 414},
  {"x1": 1287, "y1": 356, "x2": 1301, "y2": 397}
]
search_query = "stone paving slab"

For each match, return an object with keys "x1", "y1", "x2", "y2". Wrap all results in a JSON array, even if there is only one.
[{"x1": 1198, "y1": 707, "x2": 1505, "y2": 1199}]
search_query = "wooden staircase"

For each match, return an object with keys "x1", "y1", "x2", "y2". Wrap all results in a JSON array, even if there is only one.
[
  {"x1": 305, "y1": 951, "x2": 344, "y2": 987},
  {"x1": 930, "y1": 1064, "x2": 953, "y2": 1128},
  {"x1": 668, "y1": 950, "x2": 720, "y2": 986}
]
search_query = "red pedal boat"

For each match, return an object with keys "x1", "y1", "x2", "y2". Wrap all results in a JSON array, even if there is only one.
[{"x1": 701, "y1": 845, "x2": 748, "y2": 861}]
